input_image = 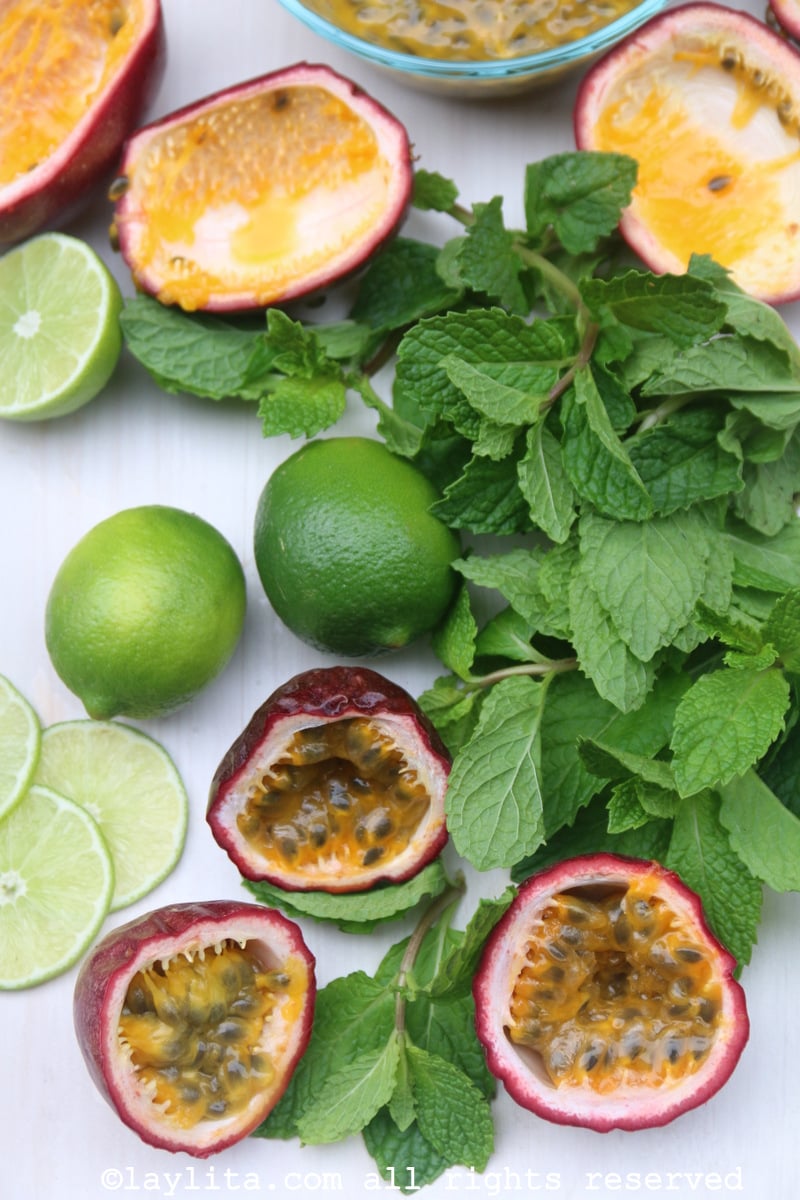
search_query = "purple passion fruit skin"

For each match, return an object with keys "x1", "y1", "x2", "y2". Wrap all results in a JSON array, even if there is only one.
[
  {"x1": 473, "y1": 854, "x2": 749, "y2": 1132},
  {"x1": 574, "y1": 2, "x2": 800, "y2": 305},
  {"x1": 0, "y1": 0, "x2": 165, "y2": 245},
  {"x1": 207, "y1": 666, "x2": 450, "y2": 894},
  {"x1": 111, "y1": 61, "x2": 414, "y2": 313},
  {"x1": 73, "y1": 900, "x2": 316, "y2": 1157}
]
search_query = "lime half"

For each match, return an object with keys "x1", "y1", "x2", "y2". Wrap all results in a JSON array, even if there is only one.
[
  {"x1": 0, "y1": 674, "x2": 41, "y2": 820},
  {"x1": 0, "y1": 784, "x2": 114, "y2": 989},
  {"x1": 33, "y1": 720, "x2": 188, "y2": 910},
  {"x1": 0, "y1": 232, "x2": 123, "y2": 421}
]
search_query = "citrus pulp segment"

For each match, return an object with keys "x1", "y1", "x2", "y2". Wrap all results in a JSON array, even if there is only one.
[
  {"x1": 33, "y1": 720, "x2": 188, "y2": 911},
  {"x1": 0, "y1": 784, "x2": 114, "y2": 989},
  {"x1": 0, "y1": 674, "x2": 41, "y2": 820},
  {"x1": 0, "y1": 232, "x2": 122, "y2": 420}
]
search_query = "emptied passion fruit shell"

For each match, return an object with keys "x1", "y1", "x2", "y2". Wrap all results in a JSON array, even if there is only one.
[
  {"x1": 574, "y1": 2, "x2": 800, "y2": 304},
  {"x1": 207, "y1": 666, "x2": 450, "y2": 893},
  {"x1": 0, "y1": 0, "x2": 164, "y2": 245},
  {"x1": 473, "y1": 854, "x2": 749, "y2": 1131},
  {"x1": 111, "y1": 62, "x2": 413, "y2": 312},
  {"x1": 73, "y1": 900, "x2": 315, "y2": 1157}
]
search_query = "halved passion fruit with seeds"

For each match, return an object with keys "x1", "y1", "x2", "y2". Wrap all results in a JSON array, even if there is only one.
[
  {"x1": 0, "y1": 0, "x2": 164, "y2": 244},
  {"x1": 73, "y1": 900, "x2": 315, "y2": 1156},
  {"x1": 207, "y1": 666, "x2": 450, "y2": 893},
  {"x1": 111, "y1": 62, "x2": 413, "y2": 312},
  {"x1": 574, "y1": 2, "x2": 800, "y2": 304},
  {"x1": 473, "y1": 854, "x2": 748, "y2": 1131}
]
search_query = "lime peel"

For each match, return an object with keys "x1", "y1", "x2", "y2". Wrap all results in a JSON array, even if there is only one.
[{"x1": 0, "y1": 673, "x2": 41, "y2": 820}]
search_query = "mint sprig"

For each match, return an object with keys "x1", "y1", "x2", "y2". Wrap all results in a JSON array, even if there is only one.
[{"x1": 254, "y1": 883, "x2": 512, "y2": 1190}]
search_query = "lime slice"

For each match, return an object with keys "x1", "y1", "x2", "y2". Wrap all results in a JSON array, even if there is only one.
[
  {"x1": 0, "y1": 232, "x2": 123, "y2": 421},
  {"x1": 0, "y1": 784, "x2": 113, "y2": 989},
  {"x1": 33, "y1": 720, "x2": 188, "y2": 910},
  {"x1": 0, "y1": 674, "x2": 41, "y2": 820}
]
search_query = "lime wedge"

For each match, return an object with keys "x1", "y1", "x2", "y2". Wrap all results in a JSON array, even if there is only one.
[
  {"x1": 33, "y1": 720, "x2": 189, "y2": 910},
  {"x1": 0, "y1": 784, "x2": 114, "y2": 989},
  {"x1": 0, "y1": 674, "x2": 41, "y2": 820},
  {"x1": 0, "y1": 232, "x2": 123, "y2": 421}
]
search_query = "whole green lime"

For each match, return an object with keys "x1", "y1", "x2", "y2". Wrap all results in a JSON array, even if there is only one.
[
  {"x1": 45, "y1": 506, "x2": 246, "y2": 720},
  {"x1": 253, "y1": 437, "x2": 461, "y2": 657}
]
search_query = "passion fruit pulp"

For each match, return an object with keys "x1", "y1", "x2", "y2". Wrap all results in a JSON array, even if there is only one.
[
  {"x1": 473, "y1": 854, "x2": 749, "y2": 1131},
  {"x1": 207, "y1": 666, "x2": 450, "y2": 893},
  {"x1": 73, "y1": 900, "x2": 315, "y2": 1157},
  {"x1": 574, "y1": 2, "x2": 800, "y2": 304},
  {"x1": 0, "y1": 0, "x2": 165, "y2": 245},
  {"x1": 111, "y1": 62, "x2": 413, "y2": 312}
]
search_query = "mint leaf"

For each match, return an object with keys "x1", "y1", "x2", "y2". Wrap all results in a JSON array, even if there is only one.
[
  {"x1": 727, "y1": 517, "x2": 800, "y2": 592},
  {"x1": 578, "y1": 509, "x2": 709, "y2": 661},
  {"x1": 670, "y1": 667, "x2": 790, "y2": 796},
  {"x1": 257, "y1": 374, "x2": 346, "y2": 439},
  {"x1": 120, "y1": 295, "x2": 264, "y2": 400},
  {"x1": 296, "y1": 1038, "x2": 401, "y2": 1144},
  {"x1": 689, "y1": 255, "x2": 800, "y2": 369},
  {"x1": 719, "y1": 770, "x2": 800, "y2": 891},
  {"x1": 446, "y1": 675, "x2": 547, "y2": 870},
  {"x1": 350, "y1": 238, "x2": 462, "y2": 333},
  {"x1": 666, "y1": 791, "x2": 762, "y2": 966},
  {"x1": 388, "y1": 1045, "x2": 416, "y2": 1132},
  {"x1": 474, "y1": 607, "x2": 540, "y2": 663},
  {"x1": 454, "y1": 196, "x2": 527, "y2": 313},
  {"x1": 561, "y1": 380, "x2": 653, "y2": 522},
  {"x1": 569, "y1": 569, "x2": 656, "y2": 712},
  {"x1": 581, "y1": 271, "x2": 726, "y2": 347},
  {"x1": 428, "y1": 889, "x2": 515, "y2": 999},
  {"x1": 628, "y1": 408, "x2": 743, "y2": 516},
  {"x1": 413, "y1": 169, "x2": 459, "y2": 212},
  {"x1": 407, "y1": 1046, "x2": 493, "y2": 1170},
  {"x1": 607, "y1": 779, "x2": 652, "y2": 833},
  {"x1": 641, "y1": 334, "x2": 799, "y2": 398},
  {"x1": 256, "y1": 972, "x2": 395, "y2": 1137},
  {"x1": 454, "y1": 547, "x2": 547, "y2": 626},
  {"x1": 417, "y1": 675, "x2": 482, "y2": 755},
  {"x1": 763, "y1": 589, "x2": 800, "y2": 673},
  {"x1": 578, "y1": 739, "x2": 676, "y2": 790},
  {"x1": 431, "y1": 584, "x2": 477, "y2": 682},
  {"x1": 518, "y1": 418, "x2": 577, "y2": 543},
  {"x1": 364, "y1": 1111, "x2": 448, "y2": 1193},
  {"x1": 243, "y1": 859, "x2": 449, "y2": 931},
  {"x1": 734, "y1": 433, "x2": 800, "y2": 536},
  {"x1": 431, "y1": 448, "x2": 531, "y2": 534},
  {"x1": 524, "y1": 152, "x2": 637, "y2": 253}
]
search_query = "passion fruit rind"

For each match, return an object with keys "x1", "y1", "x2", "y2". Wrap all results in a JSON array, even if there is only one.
[
  {"x1": 111, "y1": 61, "x2": 414, "y2": 313},
  {"x1": 473, "y1": 853, "x2": 749, "y2": 1133},
  {"x1": 769, "y1": 0, "x2": 800, "y2": 41},
  {"x1": 207, "y1": 666, "x2": 451, "y2": 894},
  {"x1": 0, "y1": 0, "x2": 165, "y2": 245},
  {"x1": 73, "y1": 900, "x2": 316, "y2": 1157}
]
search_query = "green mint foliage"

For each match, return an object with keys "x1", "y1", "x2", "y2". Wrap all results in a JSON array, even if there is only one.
[
  {"x1": 256, "y1": 888, "x2": 501, "y2": 1188},
  {"x1": 454, "y1": 197, "x2": 528, "y2": 314},
  {"x1": 523, "y1": 151, "x2": 637, "y2": 253},
  {"x1": 580, "y1": 272, "x2": 727, "y2": 347},
  {"x1": 350, "y1": 237, "x2": 463, "y2": 333},
  {"x1": 445, "y1": 675, "x2": 548, "y2": 870},
  {"x1": 763, "y1": 588, "x2": 800, "y2": 673},
  {"x1": 665, "y1": 790, "x2": 762, "y2": 969},
  {"x1": 719, "y1": 771, "x2": 800, "y2": 892},
  {"x1": 431, "y1": 584, "x2": 477, "y2": 682},
  {"x1": 242, "y1": 859, "x2": 449, "y2": 932},
  {"x1": 670, "y1": 667, "x2": 790, "y2": 796},
  {"x1": 412, "y1": 168, "x2": 460, "y2": 212},
  {"x1": 257, "y1": 374, "x2": 346, "y2": 439}
]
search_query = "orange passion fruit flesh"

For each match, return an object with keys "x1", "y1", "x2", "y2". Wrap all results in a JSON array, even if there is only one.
[
  {"x1": 587, "y1": 31, "x2": 800, "y2": 298},
  {"x1": 118, "y1": 939, "x2": 308, "y2": 1130},
  {"x1": 236, "y1": 717, "x2": 434, "y2": 889},
  {"x1": 0, "y1": 0, "x2": 143, "y2": 188},
  {"x1": 507, "y1": 876, "x2": 724, "y2": 1093},
  {"x1": 117, "y1": 82, "x2": 406, "y2": 311}
]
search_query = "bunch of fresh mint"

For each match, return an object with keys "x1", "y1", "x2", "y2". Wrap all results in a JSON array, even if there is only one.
[{"x1": 121, "y1": 150, "x2": 800, "y2": 1188}]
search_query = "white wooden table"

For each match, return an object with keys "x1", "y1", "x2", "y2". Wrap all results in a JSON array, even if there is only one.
[{"x1": 2, "y1": 2, "x2": 798, "y2": 1197}]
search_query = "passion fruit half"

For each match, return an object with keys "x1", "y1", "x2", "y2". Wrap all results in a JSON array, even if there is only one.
[
  {"x1": 207, "y1": 666, "x2": 450, "y2": 893},
  {"x1": 111, "y1": 62, "x2": 413, "y2": 312},
  {"x1": 0, "y1": 0, "x2": 165, "y2": 245},
  {"x1": 473, "y1": 854, "x2": 749, "y2": 1131},
  {"x1": 73, "y1": 900, "x2": 315, "y2": 1157},
  {"x1": 574, "y1": 2, "x2": 800, "y2": 304},
  {"x1": 770, "y1": 0, "x2": 800, "y2": 41}
]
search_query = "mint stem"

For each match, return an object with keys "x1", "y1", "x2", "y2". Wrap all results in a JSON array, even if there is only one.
[
  {"x1": 394, "y1": 881, "x2": 465, "y2": 1035},
  {"x1": 636, "y1": 393, "x2": 695, "y2": 432},
  {"x1": 468, "y1": 657, "x2": 577, "y2": 690}
]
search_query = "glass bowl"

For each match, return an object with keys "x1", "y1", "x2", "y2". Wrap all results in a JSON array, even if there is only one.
[{"x1": 276, "y1": 0, "x2": 670, "y2": 97}]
